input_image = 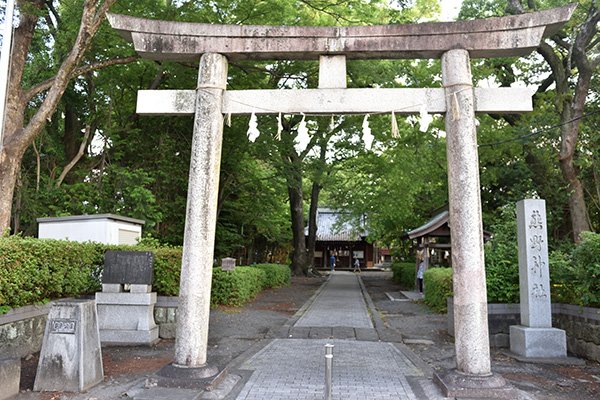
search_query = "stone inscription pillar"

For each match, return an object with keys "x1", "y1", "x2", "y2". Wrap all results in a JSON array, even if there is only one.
[
  {"x1": 510, "y1": 199, "x2": 566, "y2": 358},
  {"x1": 175, "y1": 53, "x2": 228, "y2": 368},
  {"x1": 441, "y1": 49, "x2": 491, "y2": 376}
]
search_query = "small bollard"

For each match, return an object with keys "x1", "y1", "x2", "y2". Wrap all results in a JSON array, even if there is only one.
[{"x1": 324, "y1": 344, "x2": 334, "y2": 400}]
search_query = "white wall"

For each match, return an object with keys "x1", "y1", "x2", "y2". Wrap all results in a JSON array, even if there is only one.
[{"x1": 39, "y1": 218, "x2": 142, "y2": 245}]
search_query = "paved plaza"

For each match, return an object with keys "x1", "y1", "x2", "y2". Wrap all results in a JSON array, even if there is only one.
[{"x1": 230, "y1": 272, "x2": 448, "y2": 400}]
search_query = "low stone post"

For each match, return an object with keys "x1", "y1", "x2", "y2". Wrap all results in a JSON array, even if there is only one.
[
  {"x1": 174, "y1": 53, "x2": 227, "y2": 372},
  {"x1": 435, "y1": 49, "x2": 515, "y2": 397},
  {"x1": 34, "y1": 300, "x2": 103, "y2": 392},
  {"x1": 510, "y1": 199, "x2": 566, "y2": 358}
]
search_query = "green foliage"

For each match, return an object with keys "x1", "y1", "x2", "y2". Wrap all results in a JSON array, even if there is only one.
[
  {"x1": 253, "y1": 264, "x2": 291, "y2": 288},
  {"x1": 391, "y1": 262, "x2": 416, "y2": 289},
  {"x1": 0, "y1": 236, "x2": 293, "y2": 312},
  {"x1": 483, "y1": 205, "x2": 520, "y2": 303},
  {"x1": 571, "y1": 232, "x2": 600, "y2": 307},
  {"x1": 423, "y1": 268, "x2": 453, "y2": 313},
  {"x1": 0, "y1": 236, "x2": 101, "y2": 310},
  {"x1": 150, "y1": 247, "x2": 183, "y2": 296},
  {"x1": 211, "y1": 267, "x2": 266, "y2": 307}
]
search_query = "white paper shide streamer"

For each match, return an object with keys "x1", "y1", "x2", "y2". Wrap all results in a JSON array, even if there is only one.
[
  {"x1": 276, "y1": 113, "x2": 283, "y2": 140},
  {"x1": 295, "y1": 113, "x2": 310, "y2": 153},
  {"x1": 419, "y1": 103, "x2": 433, "y2": 133},
  {"x1": 247, "y1": 112, "x2": 260, "y2": 142},
  {"x1": 362, "y1": 114, "x2": 374, "y2": 150}
]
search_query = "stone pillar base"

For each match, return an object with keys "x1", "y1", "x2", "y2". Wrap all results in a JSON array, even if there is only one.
[
  {"x1": 96, "y1": 292, "x2": 159, "y2": 346},
  {"x1": 510, "y1": 325, "x2": 566, "y2": 358},
  {"x1": 153, "y1": 363, "x2": 223, "y2": 390},
  {"x1": 434, "y1": 370, "x2": 520, "y2": 399}
]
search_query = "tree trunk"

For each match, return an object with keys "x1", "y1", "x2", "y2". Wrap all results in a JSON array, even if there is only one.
[
  {"x1": 287, "y1": 163, "x2": 309, "y2": 276},
  {"x1": 306, "y1": 180, "x2": 321, "y2": 269},
  {"x1": 0, "y1": 0, "x2": 119, "y2": 233},
  {"x1": 0, "y1": 147, "x2": 26, "y2": 233}
]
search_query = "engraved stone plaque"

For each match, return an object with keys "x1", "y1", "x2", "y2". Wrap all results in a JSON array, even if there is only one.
[
  {"x1": 103, "y1": 251, "x2": 154, "y2": 284},
  {"x1": 50, "y1": 319, "x2": 77, "y2": 334}
]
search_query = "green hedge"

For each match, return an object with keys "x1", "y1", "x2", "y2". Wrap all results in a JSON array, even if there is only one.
[
  {"x1": 391, "y1": 262, "x2": 415, "y2": 289},
  {"x1": 423, "y1": 268, "x2": 453, "y2": 313},
  {"x1": 0, "y1": 236, "x2": 290, "y2": 312},
  {"x1": 0, "y1": 236, "x2": 101, "y2": 313},
  {"x1": 211, "y1": 266, "x2": 266, "y2": 306},
  {"x1": 253, "y1": 264, "x2": 291, "y2": 288}
]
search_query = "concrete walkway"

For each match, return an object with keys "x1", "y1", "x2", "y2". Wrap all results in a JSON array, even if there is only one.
[{"x1": 231, "y1": 272, "x2": 448, "y2": 400}]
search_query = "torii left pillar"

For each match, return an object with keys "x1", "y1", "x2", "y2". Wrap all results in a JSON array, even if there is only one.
[{"x1": 169, "y1": 53, "x2": 227, "y2": 377}]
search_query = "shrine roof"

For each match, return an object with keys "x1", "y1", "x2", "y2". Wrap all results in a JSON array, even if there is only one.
[{"x1": 108, "y1": 5, "x2": 575, "y2": 62}]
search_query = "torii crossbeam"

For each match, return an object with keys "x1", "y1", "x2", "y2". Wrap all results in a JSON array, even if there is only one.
[{"x1": 108, "y1": 5, "x2": 575, "y2": 397}]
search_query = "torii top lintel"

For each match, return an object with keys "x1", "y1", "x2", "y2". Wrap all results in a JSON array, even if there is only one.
[{"x1": 107, "y1": 4, "x2": 575, "y2": 62}]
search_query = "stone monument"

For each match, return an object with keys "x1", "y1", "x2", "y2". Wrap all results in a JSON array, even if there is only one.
[
  {"x1": 34, "y1": 299, "x2": 103, "y2": 392},
  {"x1": 221, "y1": 257, "x2": 236, "y2": 271},
  {"x1": 510, "y1": 199, "x2": 567, "y2": 358},
  {"x1": 95, "y1": 251, "x2": 159, "y2": 345}
]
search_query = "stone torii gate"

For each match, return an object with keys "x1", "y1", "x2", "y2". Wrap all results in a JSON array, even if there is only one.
[{"x1": 109, "y1": 5, "x2": 574, "y2": 396}]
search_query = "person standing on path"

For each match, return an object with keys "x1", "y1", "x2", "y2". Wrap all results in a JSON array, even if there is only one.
[
  {"x1": 353, "y1": 257, "x2": 361, "y2": 273},
  {"x1": 417, "y1": 260, "x2": 425, "y2": 293},
  {"x1": 330, "y1": 254, "x2": 336, "y2": 272}
]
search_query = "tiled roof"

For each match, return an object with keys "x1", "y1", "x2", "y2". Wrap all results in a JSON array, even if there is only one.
[{"x1": 306, "y1": 208, "x2": 367, "y2": 242}]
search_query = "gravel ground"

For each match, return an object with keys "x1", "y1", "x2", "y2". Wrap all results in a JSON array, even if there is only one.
[{"x1": 361, "y1": 271, "x2": 600, "y2": 400}]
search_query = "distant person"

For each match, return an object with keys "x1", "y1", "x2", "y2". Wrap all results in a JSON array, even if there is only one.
[
  {"x1": 353, "y1": 258, "x2": 361, "y2": 273},
  {"x1": 330, "y1": 254, "x2": 336, "y2": 271},
  {"x1": 417, "y1": 260, "x2": 425, "y2": 293}
]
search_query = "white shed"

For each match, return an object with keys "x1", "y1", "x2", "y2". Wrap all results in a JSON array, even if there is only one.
[{"x1": 37, "y1": 214, "x2": 145, "y2": 245}]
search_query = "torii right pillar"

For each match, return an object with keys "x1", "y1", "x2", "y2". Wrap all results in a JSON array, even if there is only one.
[{"x1": 434, "y1": 49, "x2": 518, "y2": 398}]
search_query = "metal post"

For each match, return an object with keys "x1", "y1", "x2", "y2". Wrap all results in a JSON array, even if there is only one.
[{"x1": 324, "y1": 344, "x2": 334, "y2": 400}]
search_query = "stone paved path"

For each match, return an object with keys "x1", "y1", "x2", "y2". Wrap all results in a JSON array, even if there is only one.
[
  {"x1": 294, "y1": 272, "x2": 372, "y2": 328},
  {"x1": 233, "y1": 272, "x2": 448, "y2": 400},
  {"x1": 236, "y1": 339, "x2": 422, "y2": 400}
]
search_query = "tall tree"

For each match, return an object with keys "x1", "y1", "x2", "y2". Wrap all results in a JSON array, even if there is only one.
[
  {"x1": 471, "y1": 0, "x2": 599, "y2": 241},
  {"x1": 0, "y1": 0, "x2": 136, "y2": 232}
]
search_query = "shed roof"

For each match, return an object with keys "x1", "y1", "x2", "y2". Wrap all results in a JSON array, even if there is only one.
[{"x1": 36, "y1": 214, "x2": 145, "y2": 225}]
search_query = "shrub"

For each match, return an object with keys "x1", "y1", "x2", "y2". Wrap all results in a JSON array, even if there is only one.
[
  {"x1": 0, "y1": 236, "x2": 289, "y2": 312},
  {"x1": 391, "y1": 262, "x2": 416, "y2": 289},
  {"x1": 0, "y1": 236, "x2": 101, "y2": 310},
  {"x1": 211, "y1": 266, "x2": 266, "y2": 306},
  {"x1": 572, "y1": 232, "x2": 600, "y2": 307},
  {"x1": 151, "y1": 247, "x2": 183, "y2": 296},
  {"x1": 253, "y1": 264, "x2": 291, "y2": 288},
  {"x1": 483, "y1": 205, "x2": 520, "y2": 303},
  {"x1": 423, "y1": 268, "x2": 453, "y2": 313}
]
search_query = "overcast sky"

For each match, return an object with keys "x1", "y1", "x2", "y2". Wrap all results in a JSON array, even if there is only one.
[{"x1": 440, "y1": 0, "x2": 463, "y2": 21}]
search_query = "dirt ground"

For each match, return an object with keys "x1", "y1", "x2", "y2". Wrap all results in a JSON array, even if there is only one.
[{"x1": 361, "y1": 272, "x2": 600, "y2": 400}]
